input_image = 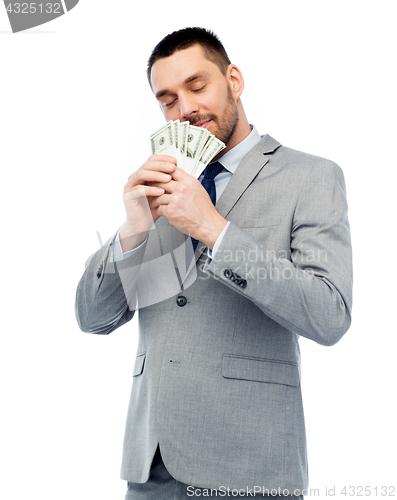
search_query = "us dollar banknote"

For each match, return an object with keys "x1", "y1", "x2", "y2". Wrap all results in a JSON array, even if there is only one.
[{"x1": 150, "y1": 120, "x2": 225, "y2": 178}]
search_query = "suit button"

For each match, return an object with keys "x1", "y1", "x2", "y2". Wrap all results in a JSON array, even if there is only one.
[
  {"x1": 224, "y1": 269, "x2": 233, "y2": 279},
  {"x1": 176, "y1": 296, "x2": 187, "y2": 307},
  {"x1": 239, "y1": 280, "x2": 247, "y2": 288},
  {"x1": 96, "y1": 263, "x2": 103, "y2": 279}
]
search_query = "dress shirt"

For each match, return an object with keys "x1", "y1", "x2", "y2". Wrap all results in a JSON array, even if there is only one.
[{"x1": 112, "y1": 126, "x2": 262, "y2": 262}]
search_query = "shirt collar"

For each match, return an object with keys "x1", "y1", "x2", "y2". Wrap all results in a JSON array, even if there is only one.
[{"x1": 214, "y1": 125, "x2": 262, "y2": 174}]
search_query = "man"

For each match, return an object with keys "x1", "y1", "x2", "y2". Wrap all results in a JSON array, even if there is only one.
[{"x1": 75, "y1": 27, "x2": 353, "y2": 499}]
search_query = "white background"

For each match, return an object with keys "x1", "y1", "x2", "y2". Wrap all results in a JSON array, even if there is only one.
[{"x1": 1, "y1": 1, "x2": 396, "y2": 499}]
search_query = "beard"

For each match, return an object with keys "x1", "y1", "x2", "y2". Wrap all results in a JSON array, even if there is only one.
[{"x1": 189, "y1": 86, "x2": 239, "y2": 146}]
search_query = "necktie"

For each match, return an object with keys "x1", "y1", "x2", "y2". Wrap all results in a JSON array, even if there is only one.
[{"x1": 191, "y1": 161, "x2": 224, "y2": 252}]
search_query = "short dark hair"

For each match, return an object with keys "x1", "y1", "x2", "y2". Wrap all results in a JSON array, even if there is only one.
[{"x1": 147, "y1": 27, "x2": 231, "y2": 86}]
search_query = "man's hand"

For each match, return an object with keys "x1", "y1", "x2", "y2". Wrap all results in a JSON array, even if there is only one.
[
  {"x1": 119, "y1": 155, "x2": 177, "y2": 252},
  {"x1": 152, "y1": 167, "x2": 227, "y2": 250}
]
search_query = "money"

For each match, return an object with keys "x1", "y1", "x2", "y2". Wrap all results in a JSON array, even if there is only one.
[{"x1": 150, "y1": 120, "x2": 226, "y2": 178}]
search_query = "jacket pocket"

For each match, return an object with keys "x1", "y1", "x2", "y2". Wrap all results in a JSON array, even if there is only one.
[
  {"x1": 222, "y1": 354, "x2": 299, "y2": 387},
  {"x1": 133, "y1": 353, "x2": 146, "y2": 377}
]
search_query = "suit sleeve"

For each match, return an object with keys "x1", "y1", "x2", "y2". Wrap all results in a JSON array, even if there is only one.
[
  {"x1": 74, "y1": 233, "x2": 147, "y2": 335},
  {"x1": 203, "y1": 162, "x2": 353, "y2": 346}
]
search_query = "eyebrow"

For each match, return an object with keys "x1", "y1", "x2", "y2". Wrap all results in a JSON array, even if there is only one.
[{"x1": 155, "y1": 71, "x2": 209, "y2": 100}]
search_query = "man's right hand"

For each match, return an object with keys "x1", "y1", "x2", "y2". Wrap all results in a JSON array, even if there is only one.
[{"x1": 119, "y1": 155, "x2": 177, "y2": 253}]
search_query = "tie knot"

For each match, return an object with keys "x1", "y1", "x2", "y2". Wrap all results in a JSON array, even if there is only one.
[{"x1": 202, "y1": 161, "x2": 223, "y2": 180}]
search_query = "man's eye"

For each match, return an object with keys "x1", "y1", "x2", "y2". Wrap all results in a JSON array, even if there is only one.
[
  {"x1": 192, "y1": 85, "x2": 206, "y2": 93},
  {"x1": 163, "y1": 99, "x2": 176, "y2": 108}
]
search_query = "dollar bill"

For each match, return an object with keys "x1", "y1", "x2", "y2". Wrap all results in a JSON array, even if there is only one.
[
  {"x1": 150, "y1": 120, "x2": 176, "y2": 157},
  {"x1": 185, "y1": 125, "x2": 209, "y2": 174},
  {"x1": 178, "y1": 121, "x2": 189, "y2": 159},
  {"x1": 196, "y1": 136, "x2": 226, "y2": 172},
  {"x1": 150, "y1": 119, "x2": 225, "y2": 178}
]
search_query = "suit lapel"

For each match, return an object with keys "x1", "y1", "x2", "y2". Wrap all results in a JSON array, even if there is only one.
[{"x1": 192, "y1": 134, "x2": 282, "y2": 263}]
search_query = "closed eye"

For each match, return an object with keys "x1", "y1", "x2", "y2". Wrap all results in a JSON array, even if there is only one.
[
  {"x1": 163, "y1": 99, "x2": 177, "y2": 108},
  {"x1": 192, "y1": 85, "x2": 207, "y2": 93}
]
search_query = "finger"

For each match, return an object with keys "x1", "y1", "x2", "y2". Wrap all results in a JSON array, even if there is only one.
[
  {"x1": 136, "y1": 168, "x2": 173, "y2": 184},
  {"x1": 145, "y1": 159, "x2": 177, "y2": 173},
  {"x1": 124, "y1": 185, "x2": 165, "y2": 199},
  {"x1": 126, "y1": 169, "x2": 173, "y2": 189},
  {"x1": 155, "y1": 205, "x2": 167, "y2": 218},
  {"x1": 149, "y1": 194, "x2": 172, "y2": 207},
  {"x1": 170, "y1": 166, "x2": 190, "y2": 181},
  {"x1": 148, "y1": 155, "x2": 177, "y2": 165},
  {"x1": 137, "y1": 158, "x2": 177, "y2": 177},
  {"x1": 126, "y1": 158, "x2": 176, "y2": 183},
  {"x1": 151, "y1": 180, "x2": 177, "y2": 193}
]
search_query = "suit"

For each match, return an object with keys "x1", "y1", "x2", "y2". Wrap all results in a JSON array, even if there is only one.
[{"x1": 75, "y1": 134, "x2": 353, "y2": 494}]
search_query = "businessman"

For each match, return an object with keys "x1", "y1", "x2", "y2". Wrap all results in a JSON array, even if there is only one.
[{"x1": 75, "y1": 27, "x2": 353, "y2": 499}]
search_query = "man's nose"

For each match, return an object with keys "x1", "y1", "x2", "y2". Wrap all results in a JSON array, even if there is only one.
[{"x1": 179, "y1": 94, "x2": 199, "y2": 119}]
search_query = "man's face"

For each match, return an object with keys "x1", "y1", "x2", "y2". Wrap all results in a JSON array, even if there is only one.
[{"x1": 150, "y1": 45, "x2": 239, "y2": 146}]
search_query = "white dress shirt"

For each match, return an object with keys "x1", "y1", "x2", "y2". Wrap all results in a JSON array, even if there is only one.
[{"x1": 113, "y1": 126, "x2": 262, "y2": 262}]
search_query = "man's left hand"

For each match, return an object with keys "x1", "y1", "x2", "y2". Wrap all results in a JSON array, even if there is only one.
[{"x1": 150, "y1": 167, "x2": 227, "y2": 250}]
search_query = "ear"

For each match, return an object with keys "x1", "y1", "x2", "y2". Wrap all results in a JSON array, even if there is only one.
[{"x1": 226, "y1": 64, "x2": 245, "y2": 100}]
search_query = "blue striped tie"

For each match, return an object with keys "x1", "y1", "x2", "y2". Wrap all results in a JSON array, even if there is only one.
[{"x1": 192, "y1": 161, "x2": 224, "y2": 252}]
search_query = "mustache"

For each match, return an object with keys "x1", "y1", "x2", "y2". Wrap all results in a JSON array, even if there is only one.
[{"x1": 188, "y1": 115, "x2": 217, "y2": 126}]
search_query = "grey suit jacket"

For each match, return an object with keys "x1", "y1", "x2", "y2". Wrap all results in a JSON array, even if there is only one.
[{"x1": 75, "y1": 135, "x2": 353, "y2": 493}]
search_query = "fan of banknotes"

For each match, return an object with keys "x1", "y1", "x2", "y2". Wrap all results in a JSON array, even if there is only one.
[{"x1": 150, "y1": 120, "x2": 226, "y2": 179}]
